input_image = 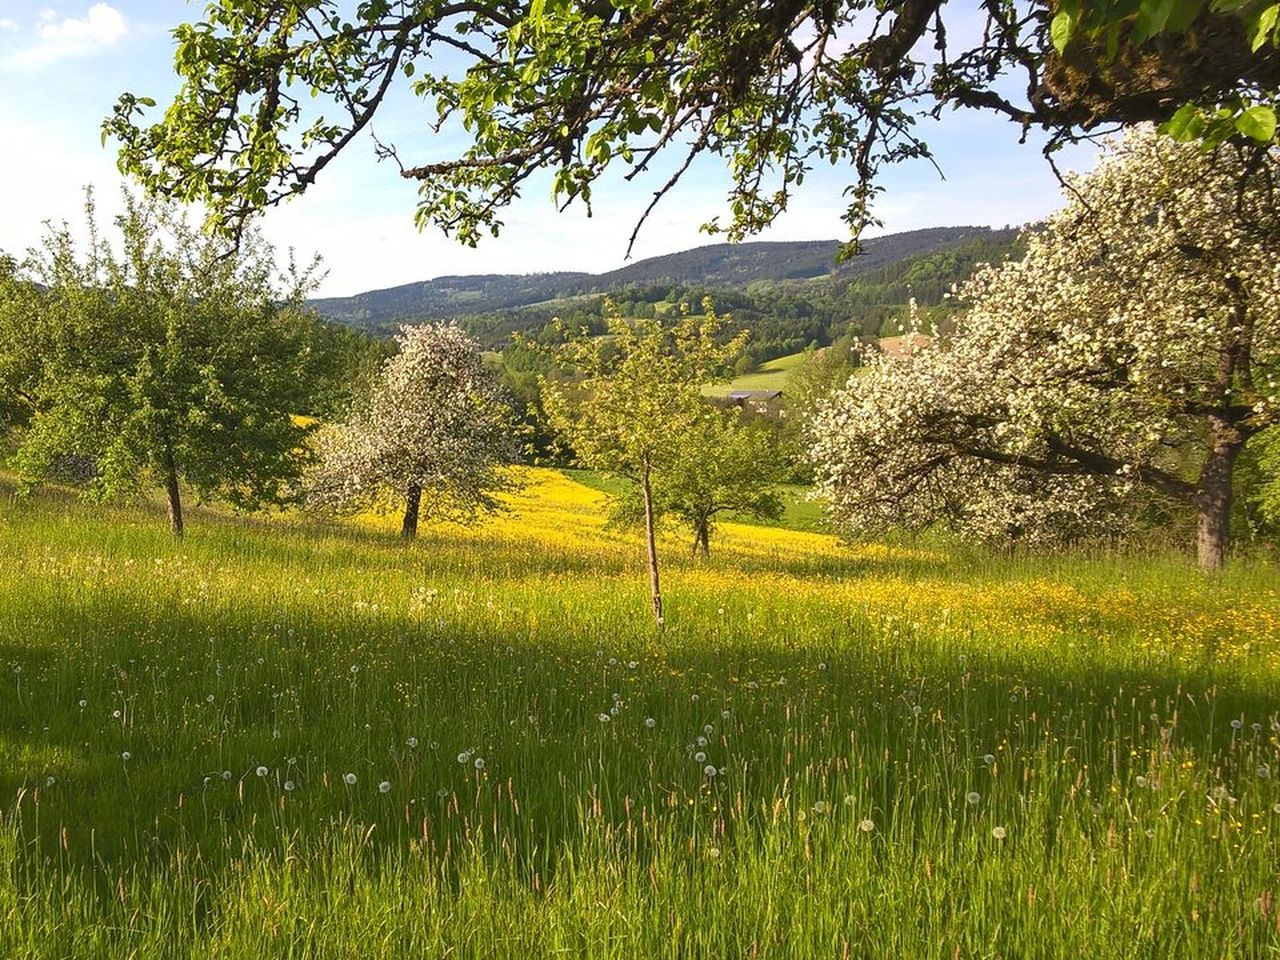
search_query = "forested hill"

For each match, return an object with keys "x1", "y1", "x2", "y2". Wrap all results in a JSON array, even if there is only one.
[{"x1": 309, "y1": 225, "x2": 1010, "y2": 330}]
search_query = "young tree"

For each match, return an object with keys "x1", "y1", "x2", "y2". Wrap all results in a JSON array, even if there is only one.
[
  {"x1": 0, "y1": 193, "x2": 322, "y2": 535},
  {"x1": 309, "y1": 323, "x2": 519, "y2": 538},
  {"x1": 655, "y1": 410, "x2": 784, "y2": 557},
  {"x1": 810, "y1": 127, "x2": 1280, "y2": 571},
  {"x1": 108, "y1": 2, "x2": 1280, "y2": 254},
  {"x1": 539, "y1": 305, "x2": 747, "y2": 623}
]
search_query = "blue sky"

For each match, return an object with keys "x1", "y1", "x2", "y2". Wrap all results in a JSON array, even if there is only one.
[{"x1": 0, "y1": 2, "x2": 1098, "y2": 297}]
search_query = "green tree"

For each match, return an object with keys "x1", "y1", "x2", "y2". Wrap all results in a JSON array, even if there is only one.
[
  {"x1": 0, "y1": 193, "x2": 322, "y2": 536},
  {"x1": 644, "y1": 409, "x2": 784, "y2": 557},
  {"x1": 539, "y1": 303, "x2": 746, "y2": 624},
  {"x1": 107, "y1": 1, "x2": 1280, "y2": 252}
]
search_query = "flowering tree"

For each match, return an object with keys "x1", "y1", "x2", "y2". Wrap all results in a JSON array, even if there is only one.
[
  {"x1": 811, "y1": 127, "x2": 1280, "y2": 571},
  {"x1": 310, "y1": 323, "x2": 518, "y2": 538},
  {"x1": 539, "y1": 304, "x2": 747, "y2": 623}
]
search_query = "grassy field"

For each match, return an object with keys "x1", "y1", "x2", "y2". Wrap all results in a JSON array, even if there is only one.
[
  {"x1": 2, "y1": 468, "x2": 1279, "y2": 957},
  {"x1": 701, "y1": 350, "x2": 808, "y2": 397}
]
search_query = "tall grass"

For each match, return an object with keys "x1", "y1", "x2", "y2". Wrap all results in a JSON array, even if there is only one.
[{"x1": 0, "y1": 470, "x2": 1278, "y2": 957}]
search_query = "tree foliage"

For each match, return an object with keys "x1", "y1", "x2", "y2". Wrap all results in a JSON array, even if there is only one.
[
  {"x1": 538, "y1": 303, "x2": 747, "y2": 620},
  {"x1": 810, "y1": 127, "x2": 1280, "y2": 570},
  {"x1": 0, "y1": 193, "x2": 323, "y2": 535},
  {"x1": 309, "y1": 322, "x2": 519, "y2": 537},
  {"x1": 107, "y1": 0, "x2": 1280, "y2": 252}
]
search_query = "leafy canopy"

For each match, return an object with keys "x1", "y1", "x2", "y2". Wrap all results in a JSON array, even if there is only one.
[
  {"x1": 107, "y1": 0, "x2": 1280, "y2": 253},
  {"x1": 0, "y1": 192, "x2": 324, "y2": 515}
]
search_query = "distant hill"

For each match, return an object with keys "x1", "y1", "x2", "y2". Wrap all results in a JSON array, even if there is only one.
[{"x1": 309, "y1": 226, "x2": 1011, "y2": 331}]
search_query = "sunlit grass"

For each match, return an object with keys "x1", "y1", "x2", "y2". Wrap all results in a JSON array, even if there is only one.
[{"x1": 0, "y1": 468, "x2": 1278, "y2": 957}]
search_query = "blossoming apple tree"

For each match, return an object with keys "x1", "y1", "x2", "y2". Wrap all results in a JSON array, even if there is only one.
[
  {"x1": 310, "y1": 322, "x2": 518, "y2": 538},
  {"x1": 811, "y1": 127, "x2": 1279, "y2": 570}
]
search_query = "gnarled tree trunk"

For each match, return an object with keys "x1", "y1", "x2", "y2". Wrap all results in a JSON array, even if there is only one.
[
  {"x1": 401, "y1": 483, "x2": 423, "y2": 540},
  {"x1": 691, "y1": 516, "x2": 710, "y2": 558},
  {"x1": 1195, "y1": 431, "x2": 1242, "y2": 573}
]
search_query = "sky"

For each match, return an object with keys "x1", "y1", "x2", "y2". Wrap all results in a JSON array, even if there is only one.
[{"x1": 0, "y1": 2, "x2": 1100, "y2": 297}]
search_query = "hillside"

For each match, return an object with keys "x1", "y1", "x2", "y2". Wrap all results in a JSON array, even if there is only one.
[{"x1": 309, "y1": 226, "x2": 1011, "y2": 332}]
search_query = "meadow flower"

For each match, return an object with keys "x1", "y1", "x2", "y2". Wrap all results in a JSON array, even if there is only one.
[
  {"x1": 645, "y1": 718, "x2": 656, "y2": 728},
  {"x1": 473, "y1": 757, "x2": 485, "y2": 770},
  {"x1": 222, "y1": 770, "x2": 232, "y2": 780},
  {"x1": 349, "y1": 665, "x2": 359, "y2": 675},
  {"x1": 704, "y1": 765, "x2": 717, "y2": 778},
  {"x1": 121, "y1": 751, "x2": 131, "y2": 761},
  {"x1": 77, "y1": 699, "x2": 86, "y2": 709},
  {"x1": 1230, "y1": 719, "x2": 1243, "y2": 730},
  {"x1": 991, "y1": 826, "x2": 1007, "y2": 840},
  {"x1": 628, "y1": 661, "x2": 638, "y2": 669},
  {"x1": 457, "y1": 752, "x2": 470, "y2": 764},
  {"x1": 206, "y1": 695, "x2": 214, "y2": 703},
  {"x1": 598, "y1": 713, "x2": 611, "y2": 723},
  {"x1": 407, "y1": 737, "x2": 418, "y2": 748},
  {"x1": 610, "y1": 705, "x2": 620, "y2": 716},
  {"x1": 812, "y1": 800, "x2": 828, "y2": 814},
  {"x1": 721, "y1": 710, "x2": 731, "y2": 719},
  {"x1": 379, "y1": 781, "x2": 391, "y2": 794},
  {"x1": 255, "y1": 766, "x2": 268, "y2": 777},
  {"x1": 696, "y1": 735, "x2": 708, "y2": 747},
  {"x1": 858, "y1": 819, "x2": 875, "y2": 833},
  {"x1": 45, "y1": 776, "x2": 56, "y2": 786},
  {"x1": 966, "y1": 791, "x2": 981, "y2": 805},
  {"x1": 1135, "y1": 775, "x2": 1148, "y2": 788},
  {"x1": 983, "y1": 754, "x2": 996, "y2": 765},
  {"x1": 694, "y1": 751, "x2": 707, "y2": 763},
  {"x1": 343, "y1": 772, "x2": 357, "y2": 785},
  {"x1": 284, "y1": 781, "x2": 295, "y2": 792},
  {"x1": 690, "y1": 694, "x2": 699, "y2": 702},
  {"x1": 817, "y1": 662, "x2": 828, "y2": 671},
  {"x1": 112, "y1": 710, "x2": 122, "y2": 719}
]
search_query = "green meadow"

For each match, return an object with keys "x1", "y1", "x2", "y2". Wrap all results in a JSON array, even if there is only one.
[{"x1": 1, "y1": 470, "x2": 1278, "y2": 958}]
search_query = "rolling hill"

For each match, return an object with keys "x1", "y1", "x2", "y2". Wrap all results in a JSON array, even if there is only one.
[{"x1": 309, "y1": 226, "x2": 1012, "y2": 331}]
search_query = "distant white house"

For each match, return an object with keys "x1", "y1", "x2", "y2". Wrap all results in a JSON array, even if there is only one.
[{"x1": 726, "y1": 389, "x2": 784, "y2": 415}]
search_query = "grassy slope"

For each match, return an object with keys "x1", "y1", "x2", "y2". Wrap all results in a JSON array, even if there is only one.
[
  {"x1": 1, "y1": 469, "x2": 1278, "y2": 957},
  {"x1": 701, "y1": 350, "x2": 808, "y2": 397}
]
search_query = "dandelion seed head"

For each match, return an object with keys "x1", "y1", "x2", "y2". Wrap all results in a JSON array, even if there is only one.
[
  {"x1": 284, "y1": 781, "x2": 295, "y2": 792},
  {"x1": 858, "y1": 819, "x2": 875, "y2": 833},
  {"x1": 704, "y1": 765, "x2": 717, "y2": 778},
  {"x1": 343, "y1": 772, "x2": 357, "y2": 785},
  {"x1": 644, "y1": 718, "x2": 656, "y2": 728},
  {"x1": 992, "y1": 826, "x2": 1007, "y2": 840},
  {"x1": 255, "y1": 766, "x2": 268, "y2": 777},
  {"x1": 694, "y1": 751, "x2": 706, "y2": 763},
  {"x1": 378, "y1": 781, "x2": 391, "y2": 794},
  {"x1": 966, "y1": 791, "x2": 980, "y2": 805},
  {"x1": 473, "y1": 757, "x2": 485, "y2": 770}
]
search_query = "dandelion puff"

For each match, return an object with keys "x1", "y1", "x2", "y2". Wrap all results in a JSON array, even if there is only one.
[
  {"x1": 221, "y1": 770, "x2": 232, "y2": 781},
  {"x1": 379, "y1": 781, "x2": 391, "y2": 794},
  {"x1": 1257, "y1": 765, "x2": 1271, "y2": 780},
  {"x1": 843, "y1": 795, "x2": 855, "y2": 807},
  {"x1": 45, "y1": 776, "x2": 56, "y2": 787},
  {"x1": 644, "y1": 718, "x2": 656, "y2": 728},
  {"x1": 206, "y1": 695, "x2": 214, "y2": 703},
  {"x1": 858, "y1": 819, "x2": 875, "y2": 833},
  {"x1": 690, "y1": 693, "x2": 699, "y2": 702},
  {"x1": 1135, "y1": 775, "x2": 1149, "y2": 788},
  {"x1": 704, "y1": 765, "x2": 717, "y2": 778},
  {"x1": 703, "y1": 724, "x2": 714, "y2": 736},
  {"x1": 991, "y1": 826, "x2": 1007, "y2": 840},
  {"x1": 284, "y1": 780, "x2": 296, "y2": 792},
  {"x1": 112, "y1": 710, "x2": 122, "y2": 719},
  {"x1": 1230, "y1": 719, "x2": 1243, "y2": 730},
  {"x1": 817, "y1": 662, "x2": 828, "y2": 671},
  {"x1": 718, "y1": 766, "x2": 726, "y2": 776},
  {"x1": 437, "y1": 788, "x2": 450, "y2": 799},
  {"x1": 628, "y1": 661, "x2": 638, "y2": 669},
  {"x1": 598, "y1": 713, "x2": 611, "y2": 723},
  {"x1": 721, "y1": 709, "x2": 731, "y2": 719},
  {"x1": 966, "y1": 791, "x2": 981, "y2": 805},
  {"x1": 77, "y1": 699, "x2": 86, "y2": 709},
  {"x1": 694, "y1": 751, "x2": 706, "y2": 763},
  {"x1": 982, "y1": 754, "x2": 996, "y2": 765},
  {"x1": 255, "y1": 766, "x2": 268, "y2": 777},
  {"x1": 343, "y1": 772, "x2": 357, "y2": 786},
  {"x1": 696, "y1": 736, "x2": 708, "y2": 747},
  {"x1": 407, "y1": 737, "x2": 418, "y2": 749},
  {"x1": 457, "y1": 752, "x2": 470, "y2": 764},
  {"x1": 349, "y1": 665, "x2": 359, "y2": 675},
  {"x1": 1273, "y1": 802, "x2": 1280, "y2": 814},
  {"x1": 812, "y1": 800, "x2": 828, "y2": 814},
  {"x1": 120, "y1": 751, "x2": 131, "y2": 761},
  {"x1": 473, "y1": 757, "x2": 485, "y2": 771}
]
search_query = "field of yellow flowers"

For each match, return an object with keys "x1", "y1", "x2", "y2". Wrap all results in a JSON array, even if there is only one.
[{"x1": 1, "y1": 467, "x2": 1278, "y2": 958}]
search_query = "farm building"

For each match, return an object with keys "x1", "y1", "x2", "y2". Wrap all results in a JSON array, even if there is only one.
[
  {"x1": 875, "y1": 334, "x2": 933, "y2": 359},
  {"x1": 726, "y1": 389, "x2": 784, "y2": 415}
]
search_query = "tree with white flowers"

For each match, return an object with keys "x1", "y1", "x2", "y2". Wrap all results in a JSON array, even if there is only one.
[
  {"x1": 310, "y1": 323, "x2": 518, "y2": 538},
  {"x1": 811, "y1": 127, "x2": 1280, "y2": 571}
]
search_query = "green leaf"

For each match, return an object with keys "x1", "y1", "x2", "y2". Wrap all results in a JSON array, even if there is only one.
[
  {"x1": 1159, "y1": 103, "x2": 1203, "y2": 140},
  {"x1": 1133, "y1": 0, "x2": 1176, "y2": 42},
  {"x1": 1251, "y1": 3, "x2": 1279, "y2": 50},
  {"x1": 1236, "y1": 104, "x2": 1277, "y2": 142},
  {"x1": 1165, "y1": 0, "x2": 1206, "y2": 32},
  {"x1": 1050, "y1": 8, "x2": 1076, "y2": 53}
]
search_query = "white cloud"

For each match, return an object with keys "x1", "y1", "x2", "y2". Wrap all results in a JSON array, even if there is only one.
[
  {"x1": 7, "y1": 3, "x2": 128, "y2": 66},
  {"x1": 0, "y1": 19, "x2": 19, "y2": 32}
]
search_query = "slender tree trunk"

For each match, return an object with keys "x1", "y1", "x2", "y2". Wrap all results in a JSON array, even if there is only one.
[
  {"x1": 1195, "y1": 427, "x2": 1243, "y2": 573},
  {"x1": 640, "y1": 459, "x2": 663, "y2": 626},
  {"x1": 165, "y1": 464, "x2": 184, "y2": 538},
  {"x1": 401, "y1": 483, "x2": 422, "y2": 540}
]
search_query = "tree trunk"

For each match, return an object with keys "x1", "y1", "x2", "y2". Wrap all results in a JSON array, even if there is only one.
[
  {"x1": 401, "y1": 483, "x2": 422, "y2": 540},
  {"x1": 640, "y1": 460, "x2": 663, "y2": 626},
  {"x1": 165, "y1": 465, "x2": 184, "y2": 538},
  {"x1": 691, "y1": 517, "x2": 710, "y2": 558},
  {"x1": 1195, "y1": 431, "x2": 1242, "y2": 573}
]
